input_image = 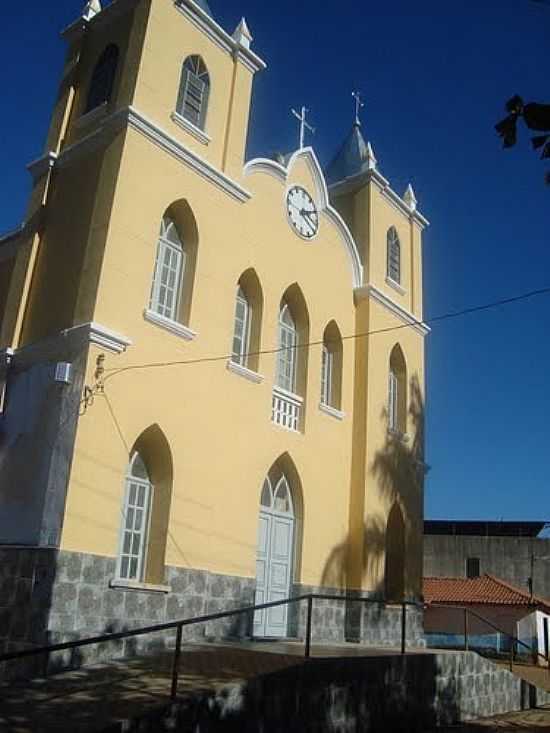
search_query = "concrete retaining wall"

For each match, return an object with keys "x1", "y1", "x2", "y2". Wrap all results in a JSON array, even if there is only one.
[{"x1": 104, "y1": 651, "x2": 550, "y2": 732}]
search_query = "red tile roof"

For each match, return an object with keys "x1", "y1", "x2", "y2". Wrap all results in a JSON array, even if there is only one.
[{"x1": 423, "y1": 574, "x2": 550, "y2": 613}]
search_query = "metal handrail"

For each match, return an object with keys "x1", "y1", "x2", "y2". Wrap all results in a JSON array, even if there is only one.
[
  {"x1": 0, "y1": 593, "x2": 420, "y2": 699},
  {"x1": 429, "y1": 602, "x2": 550, "y2": 673}
]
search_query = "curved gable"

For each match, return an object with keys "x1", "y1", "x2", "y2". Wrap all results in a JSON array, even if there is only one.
[{"x1": 244, "y1": 147, "x2": 363, "y2": 288}]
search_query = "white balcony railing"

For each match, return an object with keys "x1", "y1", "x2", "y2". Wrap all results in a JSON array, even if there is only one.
[{"x1": 271, "y1": 386, "x2": 303, "y2": 432}]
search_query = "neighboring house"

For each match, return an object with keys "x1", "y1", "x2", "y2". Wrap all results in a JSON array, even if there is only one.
[
  {"x1": 424, "y1": 520, "x2": 550, "y2": 600},
  {"x1": 424, "y1": 574, "x2": 550, "y2": 664},
  {"x1": 0, "y1": 0, "x2": 429, "y2": 653}
]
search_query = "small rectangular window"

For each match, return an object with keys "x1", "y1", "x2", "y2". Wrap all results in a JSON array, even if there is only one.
[{"x1": 466, "y1": 557, "x2": 480, "y2": 579}]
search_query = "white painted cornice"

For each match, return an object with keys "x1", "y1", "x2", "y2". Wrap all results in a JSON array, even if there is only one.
[
  {"x1": 355, "y1": 284, "x2": 430, "y2": 336},
  {"x1": 87, "y1": 322, "x2": 132, "y2": 353},
  {"x1": 174, "y1": 0, "x2": 266, "y2": 74},
  {"x1": 329, "y1": 168, "x2": 430, "y2": 230},
  {"x1": 29, "y1": 106, "x2": 251, "y2": 204},
  {"x1": 125, "y1": 107, "x2": 251, "y2": 202},
  {"x1": 244, "y1": 147, "x2": 363, "y2": 288},
  {"x1": 5, "y1": 322, "x2": 131, "y2": 371}
]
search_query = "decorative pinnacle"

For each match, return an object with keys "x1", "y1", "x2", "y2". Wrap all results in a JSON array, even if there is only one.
[
  {"x1": 352, "y1": 91, "x2": 364, "y2": 126},
  {"x1": 365, "y1": 141, "x2": 377, "y2": 171},
  {"x1": 232, "y1": 17, "x2": 253, "y2": 50},
  {"x1": 403, "y1": 184, "x2": 418, "y2": 211},
  {"x1": 82, "y1": 0, "x2": 102, "y2": 20}
]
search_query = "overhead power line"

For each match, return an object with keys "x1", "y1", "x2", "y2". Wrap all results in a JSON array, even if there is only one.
[{"x1": 102, "y1": 285, "x2": 550, "y2": 385}]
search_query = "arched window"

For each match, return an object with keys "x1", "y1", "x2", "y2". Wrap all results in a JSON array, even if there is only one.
[
  {"x1": 149, "y1": 217, "x2": 185, "y2": 321},
  {"x1": 385, "y1": 502, "x2": 406, "y2": 602},
  {"x1": 320, "y1": 321, "x2": 343, "y2": 410},
  {"x1": 177, "y1": 55, "x2": 210, "y2": 130},
  {"x1": 389, "y1": 344, "x2": 407, "y2": 434},
  {"x1": 260, "y1": 474, "x2": 294, "y2": 515},
  {"x1": 276, "y1": 302, "x2": 297, "y2": 394},
  {"x1": 387, "y1": 226, "x2": 401, "y2": 285},
  {"x1": 231, "y1": 286, "x2": 251, "y2": 367},
  {"x1": 117, "y1": 452, "x2": 152, "y2": 581},
  {"x1": 84, "y1": 44, "x2": 119, "y2": 114}
]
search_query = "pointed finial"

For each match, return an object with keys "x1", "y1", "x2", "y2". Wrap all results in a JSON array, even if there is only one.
[
  {"x1": 403, "y1": 183, "x2": 417, "y2": 211},
  {"x1": 82, "y1": 0, "x2": 101, "y2": 20},
  {"x1": 352, "y1": 91, "x2": 364, "y2": 126},
  {"x1": 365, "y1": 141, "x2": 377, "y2": 171},
  {"x1": 232, "y1": 17, "x2": 253, "y2": 49}
]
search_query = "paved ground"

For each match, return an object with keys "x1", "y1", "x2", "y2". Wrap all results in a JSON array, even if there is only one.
[{"x1": 0, "y1": 642, "x2": 548, "y2": 732}]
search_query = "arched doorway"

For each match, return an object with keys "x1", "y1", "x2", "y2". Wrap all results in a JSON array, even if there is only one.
[
  {"x1": 385, "y1": 503, "x2": 406, "y2": 602},
  {"x1": 254, "y1": 473, "x2": 296, "y2": 637}
]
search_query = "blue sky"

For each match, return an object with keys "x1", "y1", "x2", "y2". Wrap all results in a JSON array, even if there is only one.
[{"x1": 1, "y1": 0, "x2": 549, "y2": 523}]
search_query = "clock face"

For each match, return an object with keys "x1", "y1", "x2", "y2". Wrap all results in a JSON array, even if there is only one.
[{"x1": 286, "y1": 186, "x2": 319, "y2": 240}]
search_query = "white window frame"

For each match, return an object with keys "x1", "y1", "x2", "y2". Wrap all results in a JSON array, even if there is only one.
[
  {"x1": 388, "y1": 369, "x2": 398, "y2": 432},
  {"x1": 387, "y1": 227, "x2": 401, "y2": 285},
  {"x1": 321, "y1": 344, "x2": 334, "y2": 407},
  {"x1": 117, "y1": 454, "x2": 153, "y2": 582},
  {"x1": 231, "y1": 286, "x2": 251, "y2": 367},
  {"x1": 177, "y1": 56, "x2": 210, "y2": 132},
  {"x1": 149, "y1": 217, "x2": 185, "y2": 322},
  {"x1": 276, "y1": 303, "x2": 297, "y2": 394}
]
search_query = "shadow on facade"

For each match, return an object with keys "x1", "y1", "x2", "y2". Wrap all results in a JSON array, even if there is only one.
[{"x1": 318, "y1": 375, "x2": 426, "y2": 642}]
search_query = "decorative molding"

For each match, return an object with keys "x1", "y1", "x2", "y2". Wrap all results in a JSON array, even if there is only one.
[
  {"x1": 171, "y1": 111, "x2": 211, "y2": 145},
  {"x1": 32, "y1": 106, "x2": 251, "y2": 204},
  {"x1": 143, "y1": 308, "x2": 197, "y2": 341},
  {"x1": 126, "y1": 108, "x2": 251, "y2": 203},
  {"x1": 75, "y1": 101, "x2": 108, "y2": 129},
  {"x1": 27, "y1": 152, "x2": 58, "y2": 183},
  {"x1": 88, "y1": 322, "x2": 132, "y2": 353},
  {"x1": 329, "y1": 167, "x2": 430, "y2": 230},
  {"x1": 355, "y1": 284, "x2": 430, "y2": 336},
  {"x1": 319, "y1": 402, "x2": 345, "y2": 421},
  {"x1": 109, "y1": 578, "x2": 171, "y2": 594},
  {"x1": 385, "y1": 276, "x2": 406, "y2": 296},
  {"x1": 244, "y1": 147, "x2": 363, "y2": 288},
  {"x1": 226, "y1": 360, "x2": 264, "y2": 383},
  {"x1": 243, "y1": 157, "x2": 287, "y2": 183},
  {"x1": 174, "y1": 0, "x2": 266, "y2": 73}
]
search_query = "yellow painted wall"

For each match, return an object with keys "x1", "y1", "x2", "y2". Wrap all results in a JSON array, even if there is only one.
[{"x1": 4, "y1": 0, "x2": 427, "y2": 600}]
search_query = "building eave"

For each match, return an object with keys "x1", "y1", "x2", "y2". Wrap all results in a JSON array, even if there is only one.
[{"x1": 330, "y1": 168, "x2": 430, "y2": 230}]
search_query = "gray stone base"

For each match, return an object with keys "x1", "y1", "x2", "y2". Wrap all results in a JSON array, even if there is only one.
[
  {"x1": 0, "y1": 547, "x2": 256, "y2": 678},
  {"x1": 290, "y1": 583, "x2": 425, "y2": 648},
  {"x1": 1, "y1": 548, "x2": 425, "y2": 679}
]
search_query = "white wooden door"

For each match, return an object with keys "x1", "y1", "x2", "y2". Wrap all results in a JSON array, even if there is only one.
[{"x1": 254, "y1": 509, "x2": 294, "y2": 637}]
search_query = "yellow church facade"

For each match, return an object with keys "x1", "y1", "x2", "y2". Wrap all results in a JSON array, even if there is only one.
[{"x1": 0, "y1": 0, "x2": 428, "y2": 647}]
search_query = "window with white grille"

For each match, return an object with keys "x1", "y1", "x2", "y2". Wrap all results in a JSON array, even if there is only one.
[
  {"x1": 117, "y1": 453, "x2": 152, "y2": 581},
  {"x1": 321, "y1": 345, "x2": 333, "y2": 406},
  {"x1": 177, "y1": 56, "x2": 210, "y2": 130},
  {"x1": 276, "y1": 304, "x2": 297, "y2": 394},
  {"x1": 232, "y1": 286, "x2": 251, "y2": 366},
  {"x1": 387, "y1": 227, "x2": 401, "y2": 284},
  {"x1": 149, "y1": 217, "x2": 185, "y2": 322}
]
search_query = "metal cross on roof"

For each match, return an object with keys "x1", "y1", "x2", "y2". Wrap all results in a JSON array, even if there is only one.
[
  {"x1": 352, "y1": 91, "x2": 364, "y2": 126},
  {"x1": 291, "y1": 106, "x2": 315, "y2": 149}
]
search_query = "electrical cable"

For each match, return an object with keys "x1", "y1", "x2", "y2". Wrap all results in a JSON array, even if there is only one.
[{"x1": 101, "y1": 285, "x2": 550, "y2": 385}]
